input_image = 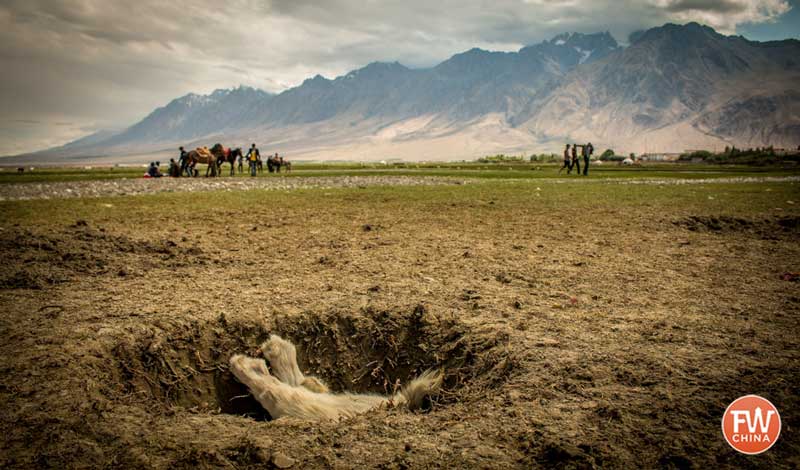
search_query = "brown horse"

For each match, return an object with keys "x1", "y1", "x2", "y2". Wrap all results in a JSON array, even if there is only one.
[
  {"x1": 185, "y1": 147, "x2": 219, "y2": 177},
  {"x1": 208, "y1": 143, "x2": 228, "y2": 177}
]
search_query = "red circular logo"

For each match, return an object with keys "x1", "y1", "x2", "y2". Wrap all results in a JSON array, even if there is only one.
[{"x1": 722, "y1": 395, "x2": 781, "y2": 455}]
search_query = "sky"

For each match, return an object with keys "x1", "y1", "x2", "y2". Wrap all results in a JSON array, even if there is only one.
[{"x1": 0, "y1": 0, "x2": 797, "y2": 156}]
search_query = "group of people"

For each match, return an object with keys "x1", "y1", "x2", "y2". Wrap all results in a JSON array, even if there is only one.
[
  {"x1": 236, "y1": 144, "x2": 290, "y2": 176},
  {"x1": 165, "y1": 143, "x2": 289, "y2": 178},
  {"x1": 146, "y1": 161, "x2": 164, "y2": 178},
  {"x1": 559, "y1": 142, "x2": 594, "y2": 175}
]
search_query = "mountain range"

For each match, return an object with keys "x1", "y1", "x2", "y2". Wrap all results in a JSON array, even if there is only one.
[{"x1": 14, "y1": 22, "x2": 800, "y2": 163}]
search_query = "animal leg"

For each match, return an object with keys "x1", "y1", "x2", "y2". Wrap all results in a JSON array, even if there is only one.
[
  {"x1": 259, "y1": 335, "x2": 306, "y2": 387},
  {"x1": 260, "y1": 335, "x2": 329, "y2": 393},
  {"x1": 229, "y1": 354, "x2": 299, "y2": 419},
  {"x1": 301, "y1": 376, "x2": 329, "y2": 393},
  {"x1": 231, "y1": 353, "x2": 348, "y2": 420}
]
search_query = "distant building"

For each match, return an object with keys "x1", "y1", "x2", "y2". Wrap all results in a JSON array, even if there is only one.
[{"x1": 640, "y1": 153, "x2": 681, "y2": 161}]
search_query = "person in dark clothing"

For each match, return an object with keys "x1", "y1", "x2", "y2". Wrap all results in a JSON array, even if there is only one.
[
  {"x1": 147, "y1": 162, "x2": 163, "y2": 178},
  {"x1": 583, "y1": 142, "x2": 593, "y2": 176},
  {"x1": 179, "y1": 146, "x2": 190, "y2": 177},
  {"x1": 246, "y1": 143, "x2": 260, "y2": 177},
  {"x1": 168, "y1": 158, "x2": 180, "y2": 177},
  {"x1": 559, "y1": 144, "x2": 572, "y2": 174},
  {"x1": 569, "y1": 143, "x2": 581, "y2": 175}
]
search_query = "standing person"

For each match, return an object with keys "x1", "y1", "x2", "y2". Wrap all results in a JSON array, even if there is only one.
[
  {"x1": 178, "y1": 146, "x2": 189, "y2": 177},
  {"x1": 559, "y1": 144, "x2": 572, "y2": 174},
  {"x1": 583, "y1": 142, "x2": 593, "y2": 176},
  {"x1": 246, "y1": 143, "x2": 260, "y2": 177},
  {"x1": 569, "y1": 143, "x2": 581, "y2": 175}
]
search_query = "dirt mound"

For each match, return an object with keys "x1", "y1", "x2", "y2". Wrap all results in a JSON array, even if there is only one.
[
  {"x1": 674, "y1": 215, "x2": 800, "y2": 237},
  {"x1": 105, "y1": 306, "x2": 514, "y2": 421},
  {"x1": 0, "y1": 223, "x2": 210, "y2": 289}
]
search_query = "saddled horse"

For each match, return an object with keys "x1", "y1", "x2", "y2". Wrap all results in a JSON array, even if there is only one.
[
  {"x1": 210, "y1": 144, "x2": 242, "y2": 176},
  {"x1": 185, "y1": 146, "x2": 219, "y2": 177}
]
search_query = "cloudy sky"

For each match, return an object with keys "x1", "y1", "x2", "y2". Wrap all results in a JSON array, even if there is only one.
[{"x1": 0, "y1": 0, "x2": 797, "y2": 156}]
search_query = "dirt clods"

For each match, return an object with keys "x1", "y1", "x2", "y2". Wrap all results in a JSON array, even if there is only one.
[
  {"x1": 674, "y1": 215, "x2": 800, "y2": 237},
  {"x1": 0, "y1": 226, "x2": 209, "y2": 290}
]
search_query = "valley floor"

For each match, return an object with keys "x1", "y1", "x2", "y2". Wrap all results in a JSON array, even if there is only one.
[{"x1": 0, "y1": 175, "x2": 798, "y2": 468}]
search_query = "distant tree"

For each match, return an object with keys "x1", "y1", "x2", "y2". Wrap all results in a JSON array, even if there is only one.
[
  {"x1": 601, "y1": 149, "x2": 615, "y2": 160},
  {"x1": 680, "y1": 150, "x2": 713, "y2": 161},
  {"x1": 629, "y1": 152, "x2": 636, "y2": 159}
]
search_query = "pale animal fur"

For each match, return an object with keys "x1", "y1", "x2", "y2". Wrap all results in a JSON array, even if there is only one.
[{"x1": 229, "y1": 334, "x2": 443, "y2": 421}]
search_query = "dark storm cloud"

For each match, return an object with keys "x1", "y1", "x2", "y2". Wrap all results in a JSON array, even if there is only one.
[
  {"x1": 664, "y1": 0, "x2": 749, "y2": 13},
  {"x1": 0, "y1": 0, "x2": 792, "y2": 155}
]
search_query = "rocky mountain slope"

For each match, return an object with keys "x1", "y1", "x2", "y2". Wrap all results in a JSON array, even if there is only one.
[{"x1": 15, "y1": 23, "x2": 800, "y2": 163}]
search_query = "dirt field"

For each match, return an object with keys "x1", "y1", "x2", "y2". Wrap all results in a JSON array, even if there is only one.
[{"x1": 0, "y1": 175, "x2": 798, "y2": 468}]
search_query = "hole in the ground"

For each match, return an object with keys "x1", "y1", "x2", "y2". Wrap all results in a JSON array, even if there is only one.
[
  {"x1": 110, "y1": 317, "x2": 274, "y2": 420},
  {"x1": 272, "y1": 305, "x2": 514, "y2": 399},
  {"x1": 107, "y1": 306, "x2": 514, "y2": 420},
  {"x1": 214, "y1": 371, "x2": 271, "y2": 421}
]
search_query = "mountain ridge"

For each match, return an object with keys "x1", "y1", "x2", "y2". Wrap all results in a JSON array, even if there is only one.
[{"x1": 11, "y1": 22, "x2": 800, "y2": 163}]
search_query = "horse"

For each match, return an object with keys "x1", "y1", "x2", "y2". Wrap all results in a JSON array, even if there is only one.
[
  {"x1": 185, "y1": 147, "x2": 219, "y2": 177},
  {"x1": 267, "y1": 154, "x2": 286, "y2": 173},
  {"x1": 227, "y1": 148, "x2": 243, "y2": 176},
  {"x1": 210, "y1": 144, "x2": 242, "y2": 176}
]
